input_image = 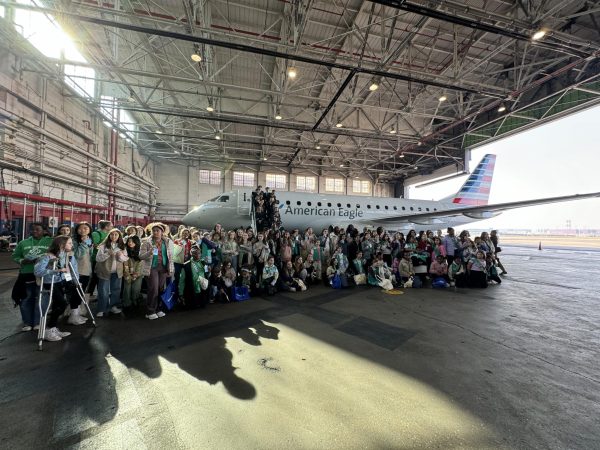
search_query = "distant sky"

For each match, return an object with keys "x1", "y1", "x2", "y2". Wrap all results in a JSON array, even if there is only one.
[{"x1": 407, "y1": 104, "x2": 600, "y2": 230}]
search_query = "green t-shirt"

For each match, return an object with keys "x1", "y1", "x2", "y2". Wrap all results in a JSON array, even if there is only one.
[
  {"x1": 91, "y1": 230, "x2": 109, "y2": 262},
  {"x1": 12, "y1": 236, "x2": 53, "y2": 274}
]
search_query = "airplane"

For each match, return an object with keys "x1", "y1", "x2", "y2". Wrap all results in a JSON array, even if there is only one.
[{"x1": 182, "y1": 154, "x2": 600, "y2": 232}]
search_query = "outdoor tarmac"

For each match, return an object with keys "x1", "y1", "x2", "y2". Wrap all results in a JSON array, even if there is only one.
[{"x1": 0, "y1": 246, "x2": 599, "y2": 449}]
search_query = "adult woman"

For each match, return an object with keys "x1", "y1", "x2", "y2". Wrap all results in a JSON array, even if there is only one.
[
  {"x1": 490, "y1": 230, "x2": 507, "y2": 275},
  {"x1": 95, "y1": 228, "x2": 128, "y2": 317},
  {"x1": 140, "y1": 223, "x2": 174, "y2": 320},
  {"x1": 71, "y1": 222, "x2": 94, "y2": 324},
  {"x1": 34, "y1": 235, "x2": 78, "y2": 341}
]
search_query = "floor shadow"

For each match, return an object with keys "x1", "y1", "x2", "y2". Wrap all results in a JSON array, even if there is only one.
[{"x1": 107, "y1": 317, "x2": 279, "y2": 400}]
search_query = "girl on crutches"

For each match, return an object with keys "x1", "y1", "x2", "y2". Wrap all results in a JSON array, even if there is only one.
[{"x1": 34, "y1": 236, "x2": 78, "y2": 344}]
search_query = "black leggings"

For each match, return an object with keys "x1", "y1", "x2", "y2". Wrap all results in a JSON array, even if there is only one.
[{"x1": 43, "y1": 281, "x2": 71, "y2": 328}]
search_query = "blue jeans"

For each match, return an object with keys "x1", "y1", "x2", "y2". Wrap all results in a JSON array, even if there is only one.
[
  {"x1": 19, "y1": 282, "x2": 45, "y2": 326},
  {"x1": 97, "y1": 273, "x2": 122, "y2": 313}
]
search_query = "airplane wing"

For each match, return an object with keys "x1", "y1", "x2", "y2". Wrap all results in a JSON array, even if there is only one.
[{"x1": 371, "y1": 191, "x2": 600, "y2": 224}]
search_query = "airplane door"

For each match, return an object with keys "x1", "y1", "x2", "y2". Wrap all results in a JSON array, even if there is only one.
[{"x1": 236, "y1": 190, "x2": 250, "y2": 216}]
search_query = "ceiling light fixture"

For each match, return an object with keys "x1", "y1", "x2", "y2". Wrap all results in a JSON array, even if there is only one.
[
  {"x1": 438, "y1": 95, "x2": 447, "y2": 102},
  {"x1": 532, "y1": 29, "x2": 546, "y2": 41},
  {"x1": 339, "y1": 164, "x2": 345, "y2": 167},
  {"x1": 275, "y1": 114, "x2": 282, "y2": 120},
  {"x1": 390, "y1": 129, "x2": 396, "y2": 134},
  {"x1": 414, "y1": 165, "x2": 418, "y2": 169},
  {"x1": 399, "y1": 153, "x2": 404, "y2": 158},
  {"x1": 498, "y1": 104, "x2": 506, "y2": 112},
  {"x1": 417, "y1": 141, "x2": 422, "y2": 146},
  {"x1": 156, "y1": 130, "x2": 163, "y2": 134},
  {"x1": 316, "y1": 145, "x2": 321, "y2": 149},
  {"x1": 215, "y1": 133, "x2": 221, "y2": 140},
  {"x1": 191, "y1": 53, "x2": 202, "y2": 62},
  {"x1": 263, "y1": 156, "x2": 268, "y2": 161},
  {"x1": 369, "y1": 81, "x2": 379, "y2": 91},
  {"x1": 287, "y1": 67, "x2": 297, "y2": 79},
  {"x1": 335, "y1": 122, "x2": 343, "y2": 128},
  {"x1": 206, "y1": 105, "x2": 214, "y2": 112}
]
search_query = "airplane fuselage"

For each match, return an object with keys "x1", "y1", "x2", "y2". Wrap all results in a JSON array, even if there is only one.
[{"x1": 182, "y1": 190, "x2": 480, "y2": 232}]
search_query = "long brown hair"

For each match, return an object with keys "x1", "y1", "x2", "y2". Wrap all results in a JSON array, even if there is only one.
[{"x1": 47, "y1": 236, "x2": 71, "y2": 256}]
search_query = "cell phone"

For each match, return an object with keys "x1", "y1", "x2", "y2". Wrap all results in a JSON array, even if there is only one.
[
  {"x1": 153, "y1": 248, "x2": 159, "y2": 256},
  {"x1": 64, "y1": 272, "x2": 72, "y2": 282}
]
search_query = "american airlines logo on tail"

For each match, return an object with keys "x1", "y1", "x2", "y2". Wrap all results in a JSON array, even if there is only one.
[{"x1": 452, "y1": 154, "x2": 496, "y2": 206}]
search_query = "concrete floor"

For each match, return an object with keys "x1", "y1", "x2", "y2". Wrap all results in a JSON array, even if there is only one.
[{"x1": 0, "y1": 247, "x2": 599, "y2": 449}]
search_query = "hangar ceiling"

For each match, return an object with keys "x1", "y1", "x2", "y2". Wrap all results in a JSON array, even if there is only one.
[{"x1": 2, "y1": 0, "x2": 599, "y2": 182}]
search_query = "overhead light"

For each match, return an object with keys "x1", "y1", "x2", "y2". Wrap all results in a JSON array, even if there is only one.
[
  {"x1": 215, "y1": 133, "x2": 221, "y2": 140},
  {"x1": 156, "y1": 130, "x2": 163, "y2": 134},
  {"x1": 339, "y1": 164, "x2": 344, "y2": 167},
  {"x1": 287, "y1": 67, "x2": 297, "y2": 79},
  {"x1": 335, "y1": 122, "x2": 343, "y2": 128},
  {"x1": 275, "y1": 114, "x2": 282, "y2": 120},
  {"x1": 263, "y1": 157, "x2": 268, "y2": 161},
  {"x1": 498, "y1": 104, "x2": 506, "y2": 112},
  {"x1": 389, "y1": 129, "x2": 396, "y2": 134},
  {"x1": 369, "y1": 82, "x2": 379, "y2": 91},
  {"x1": 191, "y1": 53, "x2": 202, "y2": 62},
  {"x1": 532, "y1": 29, "x2": 546, "y2": 41},
  {"x1": 438, "y1": 95, "x2": 447, "y2": 102},
  {"x1": 206, "y1": 105, "x2": 214, "y2": 112},
  {"x1": 316, "y1": 145, "x2": 321, "y2": 149},
  {"x1": 414, "y1": 165, "x2": 418, "y2": 169},
  {"x1": 417, "y1": 141, "x2": 422, "y2": 146},
  {"x1": 128, "y1": 91, "x2": 135, "y2": 102},
  {"x1": 399, "y1": 153, "x2": 405, "y2": 158}
]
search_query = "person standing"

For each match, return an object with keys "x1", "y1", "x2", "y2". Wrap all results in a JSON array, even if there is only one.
[
  {"x1": 87, "y1": 220, "x2": 112, "y2": 298},
  {"x1": 442, "y1": 227, "x2": 460, "y2": 267},
  {"x1": 70, "y1": 222, "x2": 94, "y2": 324},
  {"x1": 95, "y1": 228, "x2": 128, "y2": 317},
  {"x1": 12, "y1": 223, "x2": 53, "y2": 331},
  {"x1": 140, "y1": 224, "x2": 174, "y2": 320}
]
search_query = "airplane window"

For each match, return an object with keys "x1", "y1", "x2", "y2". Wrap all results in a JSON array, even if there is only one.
[
  {"x1": 347, "y1": 204, "x2": 351, "y2": 208},
  {"x1": 297, "y1": 201, "x2": 301, "y2": 205},
  {"x1": 219, "y1": 196, "x2": 229, "y2": 202},
  {"x1": 327, "y1": 203, "x2": 332, "y2": 207},
  {"x1": 385, "y1": 205, "x2": 389, "y2": 210},
  {"x1": 410, "y1": 206, "x2": 414, "y2": 211},
  {"x1": 376, "y1": 205, "x2": 380, "y2": 209},
  {"x1": 286, "y1": 200, "x2": 290, "y2": 205},
  {"x1": 434, "y1": 208, "x2": 437, "y2": 211},
  {"x1": 402, "y1": 206, "x2": 406, "y2": 211},
  {"x1": 307, "y1": 202, "x2": 312, "y2": 206},
  {"x1": 367, "y1": 205, "x2": 371, "y2": 209},
  {"x1": 418, "y1": 207, "x2": 422, "y2": 211},
  {"x1": 356, "y1": 204, "x2": 360, "y2": 208},
  {"x1": 426, "y1": 208, "x2": 430, "y2": 211},
  {"x1": 208, "y1": 196, "x2": 220, "y2": 202},
  {"x1": 318, "y1": 202, "x2": 322, "y2": 207},
  {"x1": 393, "y1": 206, "x2": 397, "y2": 210},
  {"x1": 337, "y1": 203, "x2": 341, "y2": 207}
]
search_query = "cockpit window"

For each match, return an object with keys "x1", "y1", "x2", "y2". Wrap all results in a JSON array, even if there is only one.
[
  {"x1": 218, "y1": 195, "x2": 229, "y2": 203},
  {"x1": 208, "y1": 196, "x2": 220, "y2": 202}
]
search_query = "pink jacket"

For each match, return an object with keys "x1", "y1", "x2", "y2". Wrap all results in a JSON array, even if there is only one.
[{"x1": 429, "y1": 260, "x2": 448, "y2": 276}]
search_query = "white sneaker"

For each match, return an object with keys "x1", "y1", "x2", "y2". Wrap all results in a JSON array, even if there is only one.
[
  {"x1": 68, "y1": 310, "x2": 88, "y2": 325},
  {"x1": 110, "y1": 306, "x2": 122, "y2": 314},
  {"x1": 33, "y1": 325, "x2": 40, "y2": 331},
  {"x1": 22, "y1": 325, "x2": 32, "y2": 332},
  {"x1": 56, "y1": 329, "x2": 71, "y2": 338},
  {"x1": 146, "y1": 313, "x2": 158, "y2": 320},
  {"x1": 44, "y1": 327, "x2": 62, "y2": 342},
  {"x1": 289, "y1": 287, "x2": 296, "y2": 292},
  {"x1": 156, "y1": 311, "x2": 166, "y2": 318},
  {"x1": 96, "y1": 312, "x2": 104, "y2": 318}
]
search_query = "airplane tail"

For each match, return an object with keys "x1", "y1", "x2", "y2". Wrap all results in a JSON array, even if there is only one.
[{"x1": 449, "y1": 154, "x2": 496, "y2": 206}]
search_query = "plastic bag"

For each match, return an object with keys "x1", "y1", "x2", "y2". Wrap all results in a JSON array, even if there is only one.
[{"x1": 161, "y1": 280, "x2": 176, "y2": 310}]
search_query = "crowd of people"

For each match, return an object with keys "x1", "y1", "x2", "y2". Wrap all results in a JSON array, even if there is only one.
[{"x1": 9, "y1": 197, "x2": 508, "y2": 343}]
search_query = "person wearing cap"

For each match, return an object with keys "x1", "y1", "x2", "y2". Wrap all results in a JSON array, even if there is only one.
[{"x1": 140, "y1": 223, "x2": 174, "y2": 320}]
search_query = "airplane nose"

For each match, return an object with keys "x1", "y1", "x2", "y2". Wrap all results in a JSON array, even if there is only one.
[{"x1": 182, "y1": 211, "x2": 194, "y2": 226}]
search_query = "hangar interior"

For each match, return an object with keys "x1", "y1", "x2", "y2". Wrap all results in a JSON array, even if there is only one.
[{"x1": 0, "y1": 0, "x2": 599, "y2": 229}]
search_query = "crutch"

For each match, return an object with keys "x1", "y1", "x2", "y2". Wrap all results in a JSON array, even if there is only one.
[
  {"x1": 37, "y1": 260, "x2": 57, "y2": 351},
  {"x1": 68, "y1": 260, "x2": 97, "y2": 328}
]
